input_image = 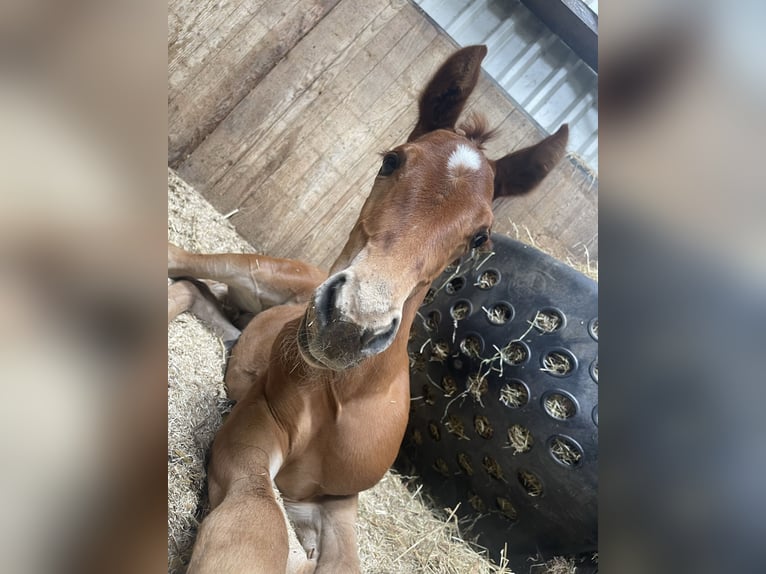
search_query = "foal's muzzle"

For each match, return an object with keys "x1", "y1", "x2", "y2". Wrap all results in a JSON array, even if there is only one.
[{"x1": 298, "y1": 272, "x2": 401, "y2": 370}]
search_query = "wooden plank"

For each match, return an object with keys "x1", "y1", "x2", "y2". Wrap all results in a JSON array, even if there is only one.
[
  {"x1": 169, "y1": 1, "x2": 264, "y2": 98},
  {"x1": 177, "y1": 0, "x2": 400, "y2": 206},
  {"x1": 168, "y1": 0, "x2": 341, "y2": 166},
  {"x1": 215, "y1": 13, "x2": 434, "y2": 264}
]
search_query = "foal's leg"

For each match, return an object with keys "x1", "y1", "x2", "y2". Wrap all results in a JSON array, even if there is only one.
[
  {"x1": 189, "y1": 402, "x2": 292, "y2": 574},
  {"x1": 168, "y1": 279, "x2": 241, "y2": 349},
  {"x1": 168, "y1": 243, "x2": 327, "y2": 314},
  {"x1": 286, "y1": 495, "x2": 361, "y2": 574},
  {"x1": 187, "y1": 477, "x2": 289, "y2": 574}
]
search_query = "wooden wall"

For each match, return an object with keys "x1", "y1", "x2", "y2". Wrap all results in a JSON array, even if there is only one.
[{"x1": 168, "y1": 0, "x2": 597, "y2": 271}]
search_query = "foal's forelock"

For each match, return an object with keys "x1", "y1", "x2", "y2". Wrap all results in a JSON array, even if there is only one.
[{"x1": 454, "y1": 113, "x2": 497, "y2": 149}]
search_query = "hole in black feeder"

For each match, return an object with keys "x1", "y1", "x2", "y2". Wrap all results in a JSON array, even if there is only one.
[
  {"x1": 484, "y1": 301, "x2": 513, "y2": 325},
  {"x1": 468, "y1": 491, "x2": 486, "y2": 512},
  {"x1": 588, "y1": 317, "x2": 598, "y2": 340},
  {"x1": 429, "y1": 340, "x2": 450, "y2": 362},
  {"x1": 518, "y1": 469, "x2": 544, "y2": 497},
  {"x1": 425, "y1": 311, "x2": 440, "y2": 332},
  {"x1": 444, "y1": 276, "x2": 465, "y2": 295},
  {"x1": 411, "y1": 428, "x2": 423, "y2": 446},
  {"x1": 427, "y1": 421, "x2": 441, "y2": 441},
  {"x1": 499, "y1": 380, "x2": 529, "y2": 408},
  {"x1": 409, "y1": 351, "x2": 426, "y2": 373},
  {"x1": 549, "y1": 435, "x2": 584, "y2": 468},
  {"x1": 592, "y1": 404, "x2": 598, "y2": 426},
  {"x1": 590, "y1": 358, "x2": 598, "y2": 383},
  {"x1": 475, "y1": 269, "x2": 500, "y2": 290},
  {"x1": 459, "y1": 335, "x2": 483, "y2": 359},
  {"x1": 496, "y1": 497, "x2": 518, "y2": 521},
  {"x1": 474, "y1": 414, "x2": 493, "y2": 439},
  {"x1": 444, "y1": 258, "x2": 462, "y2": 274},
  {"x1": 457, "y1": 452, "x2": 474, "y2": 476},
  {"x1": 467, "y1": 373, "x2": 488, "y2": 404},
  {"x1": 422, "y1": 384, "x2": 436, "y2": 405},
  {"x1": 507, "y1": 424, "x2": 534, "y2": 454},
  {"x1": 482, "y1": 455, "x2": 504, "y2": 481},
  {"x1": 442, "y1": 375, "x2": 458, "y2": 397},
  {"x1": 534, "y1": 308, "x2": 565, "y2": 333},
  {"x1": 450, "y1": 300, "x2": 472, "y2": 321},
  {"x1": 541, "y1": 349, "x2": 577, "y2": 376},
  {"x1": 433, "y1": 456, "x2": 450, "y2": 477},
  {"x1": 501, "y1": 340, "x2": 529, "y2": 366},
  {"x1": 422, "y1": 288, "x2": 436, "y2": 306},
  {"x1": 542, "y1": 391, "x2": 577, "y2": 420},
  {"x1": 445, "y1": 414, "x2": 468, "y2": 440}
]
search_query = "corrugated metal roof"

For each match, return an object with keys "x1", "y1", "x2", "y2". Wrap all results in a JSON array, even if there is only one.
[{"x1": 416, "y1": 0, "x2": 598, "y2": 172}]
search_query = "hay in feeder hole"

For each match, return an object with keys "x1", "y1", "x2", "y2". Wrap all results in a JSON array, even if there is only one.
[
  {"x1": 422, "y1": 384, "x2": 436, "y2": 406},
  {"x1": 518, "y1": 469, "x2": 544, "y2": 497},
  {"x1": 534, "y1": 310, "x2": 563, "y2": 333},
  {"x1": 482, "y1": 455, "x2": 504, "y2": 481},
  {"x1": 433, "y1": 456, "x2": 450, "y2": 477},
  {"x1": 499, "y1": 381, "x2": 529, "y2": 408},
  {"x1": 428, "y1": 422, "x2": 441, "y2": 441},
  {"x1": 590, "y1": 318, "x2": 599, "y2": 339},
  {"x1": 550, "y1": 436, "x2": 583, "y2": 467},
  {"x1": 456, "y1": 452, "x2": 474, "y2": 476},
  {"x1": 542, "y1": 351, "x2": 574, "y2": 376},
  {"x1": 507, "y1": 424, "x2": 534, "y2": 454},
  {"x1": 445, "y1": 414, "x2": 469, "y2": 440},
  {"x1": 540, "y1": 556, "x2": 578, "y2": 574},
  {"x1": 411, "y1": 428, "x2": 423, "y2": 446},
  {"x1": 445, "y1": 276, "x2": 465, "y2": 295},
  {"x1": 501, "y1": 341, "x2": 528, "y2": 365},
  {"x1": 496, "y1": 497, "x2": 518, "y2": 521},
  {"x1": 425, "y1": 311, "x2": 440, "y2": 332},
  {"x1": 474, "y1": 415, "x2": 493, "y2": 439},
  {"x1": 468, "y1": 492, "x2": 486, "y2": 513},
  {"x1": 444, "y1": 258, "x2": 461, "y2": 274},
  {"x1": 591, "y1": 359, "x2": 598, "y2": 382},
  {"x1": 460, "y1": 335, "x2": 482, "y2": 359},
  {"x1": 475, "y1": 269, "x2": 499, "y2": 290},
  {"x1": 430, "y1": 340, "x2": 450, "y2": 362},
  {"x1": 422, "y1": 288, "x2": 435, "y2": 306},
  {"x1": 409, "y1": 351, "x2": 425, "y2": 373},
  {"x1": 467, "y1": 373, "x2": 488, "y2": 404},
  {"x1": 442, "y1": 375, "x2": 458, "y2": 397},
  {"x1": 450, "y1": 301, "x2": 471, "y2": 321},
  {"x1": 543, "y1": 393, "x2": 576, "y2": 420},
  {"x1": 483, "y1": 303, "x2": 511, "y2": 325}
]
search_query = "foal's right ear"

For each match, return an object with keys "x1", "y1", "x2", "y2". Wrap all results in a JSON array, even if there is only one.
[{"x1": 407, "y1": 45, "x2": 487, "y2": 142}]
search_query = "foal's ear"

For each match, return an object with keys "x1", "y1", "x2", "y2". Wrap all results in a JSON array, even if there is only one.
[
  {"x1": 407, "y1": 45, "x2": 487, "y2": 142},
  {"x1": 490, "y1": 124, "x2": 569, "y2": 199}
]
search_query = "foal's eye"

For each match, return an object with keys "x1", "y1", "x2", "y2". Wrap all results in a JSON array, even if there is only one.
[
  {"x1": 378, "y1": 152, "x2": 400, "y2": 176},
  {"x1": 471, "y1": 230, "x2": 490, "y2": 249}
]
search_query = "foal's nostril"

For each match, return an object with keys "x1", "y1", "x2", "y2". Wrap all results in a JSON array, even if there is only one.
[
  {"x1": 315, "y1": 273, "x2": 347, "y2": 327},
  {"x1": 360, "y1": 317, "x2": 400, "y2": 355}
]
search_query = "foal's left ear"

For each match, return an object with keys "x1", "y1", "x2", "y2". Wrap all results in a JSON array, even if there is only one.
[
  {"x1": 490, "y1": 124, "x2": 569, "y2": 199},
  {"x1": 407, "y1": 45, "x2": 487, "y2": 142}
]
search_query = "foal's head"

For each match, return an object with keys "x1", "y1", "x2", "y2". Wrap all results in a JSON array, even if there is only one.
[{"x1": 298, "y1": 45, "x2": 568, "y2": 371}]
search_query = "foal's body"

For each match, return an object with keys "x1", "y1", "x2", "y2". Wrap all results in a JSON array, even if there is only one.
[{"x1": 169, "y1": 45, "x2": 568, "y2": 573}]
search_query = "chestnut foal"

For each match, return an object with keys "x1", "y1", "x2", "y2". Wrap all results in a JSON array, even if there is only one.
[{"x1": 168, "y1": 45, "x2": 568, "y2": 573}]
